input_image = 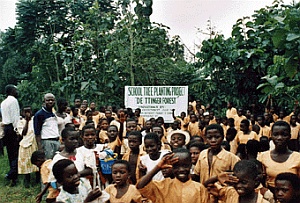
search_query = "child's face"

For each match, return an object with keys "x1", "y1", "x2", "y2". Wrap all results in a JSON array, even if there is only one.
[
  {"x1": 170, "y1": 134, "x2": 185, "y2": 149},
  {"x1": 190, "y1": 115, "x2": 197, "y2": 122},
  {"x1": 126, "y1": 121, "x2": 137, "y2": 133},
  {"x1": 272, "y1": 125, "x2": 290, "y2": 148},
  {"x1": 189, "y1": 146, "x2": 201, "y2": 165},
  {"x1": 275, "y1": 180, "x2": 295, "y2": 203},
  {"x1": 64, "y1": 132, "x2": 79, "y2": 151},
  {"x1": 257, "y1": 117, "x2": 264, "y2": 126},
  {"x1": 172, "y1": 152, "x2": 191, "y2": 183},
  {"x1": 107, "y1": 126, "x2": 118, "y2": 141},
  {"x1": 144, "y1": 139, "x2": 160, "y2": 159},
  {"x1": 62, "y1": 164, "x2": 80, "y2": 190},
  {"x1": 152, "y1": 127, "x2": 163, "y2": 139},
  {"x1": 205, "y1": 129, "x2": 223, "y2": 150},
  {"x1": 100, "y1": 120, "x2": 109, "y2": 130},
  {"x1": 145, "y1": 121, "x2": 152, "y2": 130},
  {"x1": 128, "y1": 135, "x2": 141, "y2": 151},
  {"x1": 234, "y1": 171, "x2": 257, "y2": 197},
  {"x1": 112, "y1": 163, "x2": 129, "y2": 187},
  {"x1": 82, "y1": 128, "x2": 96, "y2": 148},
  {"x1": 105, "y1": 110, "x2": 112, "y2": 118}
]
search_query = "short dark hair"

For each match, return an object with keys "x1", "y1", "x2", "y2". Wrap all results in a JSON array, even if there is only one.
[
  {"x1": 234, "y1": 160, "x2": 258, "y2": 179},
  {"x1": 173, "y1": 148, "x2": 191, "y2": 163},
  {"x1": 128, "y1": 131, "x2": 142, "y2": 143},
  {"x1": 31, "y1": 150, "x2": 45, "y2": 164},
  {"x1": 61, "y1": 127, "x2": 78, "y2": 139},
  {"x1": 205, "y1": 124, "x2": 224, "y2": 138},
  {"x1": 53, "y1": 159, "x2": 74, "y2": 183},
  {"x1": 144, "y1": 132, "x2": 161, "y2": 145},
  {"x1": 276, "y1": 172, "x2": 300, "y2": 191},
  {"x1": 112, "y1": 160, "x2": 131, "y2": 174},
  {"x1": 5, "y1": 84, "x2": 16, "y2": 96},
  {"x1": 241, "y1": 119, "x2": 250, "y2": 127},
  {"x1": 272, "y1": 120, "x2": 291, "y2": 134}
]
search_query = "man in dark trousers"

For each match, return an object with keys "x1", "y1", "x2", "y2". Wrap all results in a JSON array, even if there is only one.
[{"x1": 1, "y1": 84, "x2": 20, "y2": 186}]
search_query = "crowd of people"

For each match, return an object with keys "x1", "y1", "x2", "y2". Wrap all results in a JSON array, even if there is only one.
[{"x1": 1, "y1": 84, "x2": 300, "y2": 203}]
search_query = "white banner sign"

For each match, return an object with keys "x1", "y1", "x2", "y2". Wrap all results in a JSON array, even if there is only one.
[{"x1": 124, "y1": 86, "x2": 188, "y2": 123}]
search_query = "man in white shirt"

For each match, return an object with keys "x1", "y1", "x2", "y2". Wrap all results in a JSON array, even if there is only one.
[{"x1": 1, "y1": 84, "x2": 20, "y2": 186}]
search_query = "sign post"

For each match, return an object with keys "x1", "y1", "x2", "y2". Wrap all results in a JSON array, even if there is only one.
[{"x1": 124, "y1": 86, "x2": 188, "y2": 123}]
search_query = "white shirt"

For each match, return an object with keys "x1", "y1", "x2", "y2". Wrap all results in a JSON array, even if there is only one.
[
  {"x1": 140, "y1": 150, "x2": 170, "y2": 181},
  {"x1": 1, "y1": 95, "x2": 20, "y2": 129}
]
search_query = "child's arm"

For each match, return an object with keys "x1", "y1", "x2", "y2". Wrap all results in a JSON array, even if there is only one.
[
  {"x1": 136, "y1": 153, "x2": 178, "y2": 189},
  {"x1": 35, "y1": 182, "x2": 50, "y2": 203}
]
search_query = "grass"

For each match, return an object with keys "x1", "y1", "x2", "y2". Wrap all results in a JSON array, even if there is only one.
[{"x1": 0, "y1": 149, "x2": 40, "y2": 203}]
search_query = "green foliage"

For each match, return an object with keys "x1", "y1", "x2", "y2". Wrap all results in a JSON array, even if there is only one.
[
  {"x1": 0, "y1": 0, "x2": 189, "y2": 108},
  {"x1": 194, "y1": 1, "x2": 300, "y2": 111}
]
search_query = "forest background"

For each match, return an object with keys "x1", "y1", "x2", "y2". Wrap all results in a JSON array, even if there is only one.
[{"x1": 0, "y1": 0, "x2": 300, "y2": 115}]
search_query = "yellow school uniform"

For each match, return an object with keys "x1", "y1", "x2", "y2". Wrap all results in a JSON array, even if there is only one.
[
  {"x1": 99, "y1": 130, "x2": 108, "y2": 144},
  {"x1": 137, "y1": 116, "x2": 146, "y2": 127},
  {"x1": 291, "y1": 124, "x2": 300, "y2": 139},
  {"x1": 105, "y1": 184, "x2": 143, "y2": 203},
  {"x1": 226, "y1": 108, "x2": 237, "y2": 119},
  {"x1": 194, "y1": 148, "x2": 240, "y2": 184},
  {"x1": 216, "y1": 184, "x2": 270, "y2": 203},
  {"x1": 257, "y1": 150, "x2": 300, "y2": 187},
  {"x1": 188, "y1": 121, "x2": 201, "y2": 136},
  {"x1": 259, "y1": 125, "x2": 271, "y2": 139},
  {"x1": 233, "y1": 115, "x2": 247, "y2": 131},
  {"x1": 138, "y1": 178, "x2": 209, "y2": 203}
]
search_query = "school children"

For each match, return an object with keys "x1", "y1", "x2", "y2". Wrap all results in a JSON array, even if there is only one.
[
  {"x1": 17, "y1": 106, "x2": 39, "y2": 188},
  {"x1": 193, "y1": 124, "x2": 240, "y2": 184},
  {"x1": 136, "y1": 148, "x2": 209, "y2": 203},
  {"x1": 31, "y1": 150, "x2": 57, "y2": 203},
  {"x1": 275, "y1": 172, "x2": 300, "y2": 203},
  {"x1": 166, "y1": 129, "x2": 190, "y2": 150},
  {"x1": 105, "y1": 160, "x2": 143, "y2": 203},
  {"x1": 122, "y1": 131, "x2": 146, "y2": 184},
  {"x1": 52, "y1": 159, "x2": 110, "y2": 203},
  {"x1": 139, "y1": 133, "x2": 170, "y2": 181},
  {"x1": 204, "y1": 160, "x2": 271, "y2": 203}
]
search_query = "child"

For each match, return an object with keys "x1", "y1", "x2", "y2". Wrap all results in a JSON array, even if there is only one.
[
  {"x1": 48, "y1": 128, "x2": 92, "y2": 190},
  {"x1": 17, "y1": 106, "x2": 39, "y2": 188},
  {"x1": 166, "y1": 129, "x2": 190, "y2": 150},
  {"x1": 136, "y1": 148, "x2": 209, "y2": 203},
  {"x1": 98, "y1": 118, "x2": 109, "y2": 144},
  {"x1": 257, "y1": 115, "x2": 271, "y2": 139},
  {"x1": 204, "y1": 160, "x2": 270, "y2": 203},
  {"x1": 188, "y1": 141, "x2": 207, "y2": 174},
  {"x1": 152, "y1": 125, "x2": 171, "y2": 151},
  {"x1": 232, "y1": 119, "x2": 259, "y2": 154},
  {"x1": 139, "y1": 133, "x2": 170, "y2": 181},
  {"x1": 275, "y1": 172, "x2": 300, "y2": 203},
  {"x1": 107, "y1": 125, "x2": 122, "y2": 156},
  {"x1": 31, "y1": 150, "x2": 57, "y2": 203},
  {"x1": 193, "y1": 124, "x2": 240, "y2": 184},
  {"x1": 122, "y1": 131, "x2": 146, "y2": 184},
  {"x1": 120, "y1": 118, "x2": 138, "y2": 156},
  {"x1": 76, "y1": 125, "x2": 108, "y2": 188},
  {"x1": 105, "y1": 160, "x2": 143, "y2": 203},
  {"x1": 52, "y1": 159, "x2": 110, "y2": 203},
  {"x1": 187, "y1": 113, "x2": 201, "y2": 136}
]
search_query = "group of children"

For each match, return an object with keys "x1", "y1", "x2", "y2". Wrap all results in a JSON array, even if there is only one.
[{"x1": 3, "y1": 97, "x2": 300, "y2": 203}]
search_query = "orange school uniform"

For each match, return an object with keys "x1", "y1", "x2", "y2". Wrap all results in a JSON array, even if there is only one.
[
  {"x1": 194, "y1": 148, "x2": 240, "y2": 184},
  {"x1": 257, "y1": 150, "x2": 300, "y2": 188},
  {"x1": 105, "y1": 184, "x2": 143, "y2": 203},
  {"x1": 188, "y1": 122, "x2": 201, "y2": 136},
  {"x1": 138, "y1": 178, "x2": 209, "y2": 203}
]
